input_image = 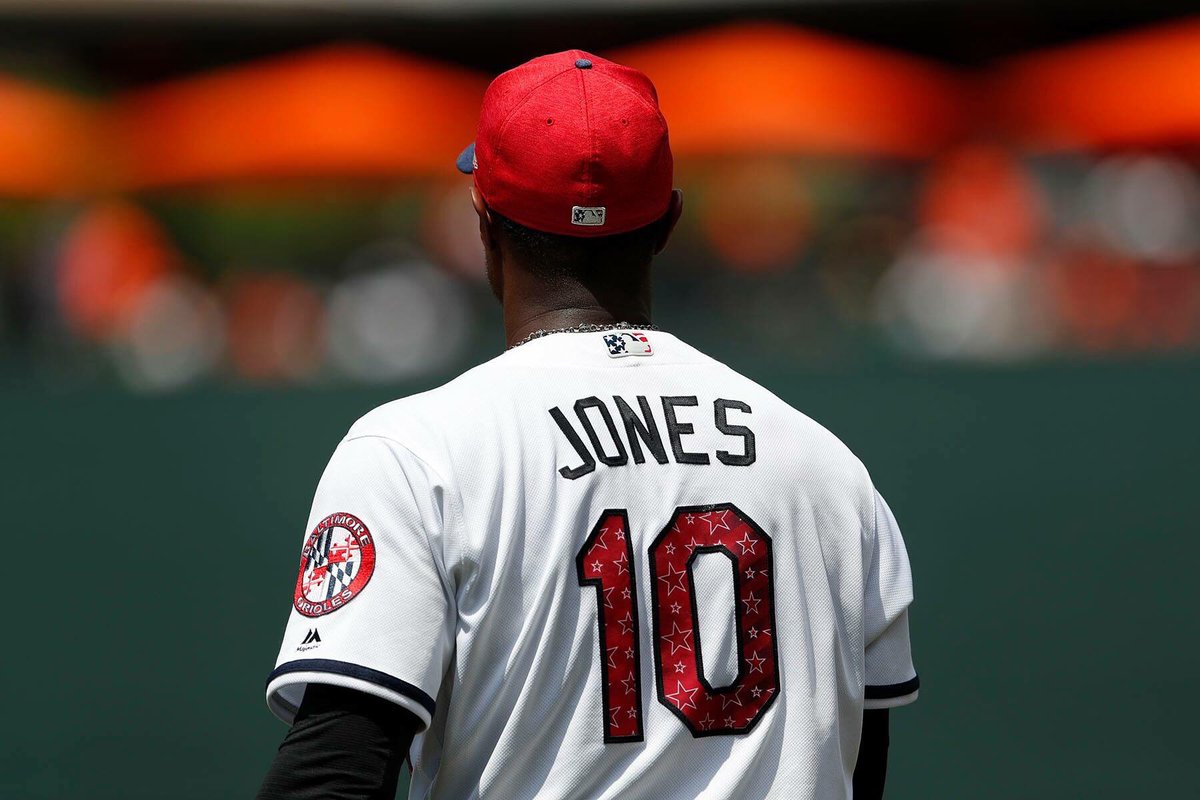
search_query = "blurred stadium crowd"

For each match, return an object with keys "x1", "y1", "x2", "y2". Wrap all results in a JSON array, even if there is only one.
[{"x1": 2, "y1": 19, "x2": 1198, "y2": 389}]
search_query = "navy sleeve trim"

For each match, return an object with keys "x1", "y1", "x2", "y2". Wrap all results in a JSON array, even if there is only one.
[
  {"x1": 267, "y1": 659, "x2": 437, "y2": 718},
  {"x1": 865, "y1": 675, "x2": 920, "y2": 699}
]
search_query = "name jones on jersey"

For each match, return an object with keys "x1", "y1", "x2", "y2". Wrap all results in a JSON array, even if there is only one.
[{"x1": 550, "y1": 395, "x2": 755, "y2": 480}]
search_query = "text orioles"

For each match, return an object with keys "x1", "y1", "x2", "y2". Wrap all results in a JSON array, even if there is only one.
[{"x1": 549, "y1": 395, "x2": 755, "y2": 480}]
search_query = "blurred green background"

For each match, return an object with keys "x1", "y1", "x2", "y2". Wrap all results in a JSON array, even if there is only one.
[
  {"x1": 5, "y1": 354, "x2": 1197, "y2": 798},
  {"x1": 3, "y1": 1, "x2": 1200, "y2": 798}
]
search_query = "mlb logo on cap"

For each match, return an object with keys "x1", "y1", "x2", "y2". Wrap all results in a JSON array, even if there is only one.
[
  {"x1": 571, "y1": 206, "x2": 607, "y2": 227},
  {"x1": 457, "y1": 51, "x2": 673, "y2": 238}
]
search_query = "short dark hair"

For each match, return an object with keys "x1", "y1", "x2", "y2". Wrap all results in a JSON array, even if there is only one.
[{"x1": 492, "y1": 210, "x2": 666, "y2": 280}]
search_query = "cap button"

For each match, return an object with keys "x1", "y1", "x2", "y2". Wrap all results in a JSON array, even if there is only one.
[{"x1": 575, "y1": 59, "x2": 593, "y2": 69}]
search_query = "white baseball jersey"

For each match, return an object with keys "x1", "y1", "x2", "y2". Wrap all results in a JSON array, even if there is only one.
[{"x1": 266, "y1": 330, "x2": 918, "y2": 799}]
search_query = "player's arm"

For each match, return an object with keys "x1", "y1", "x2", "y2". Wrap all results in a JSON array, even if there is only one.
[
  {"x1": 852, "y1": 708, "x2": 889, "y2": 800},
  {"x1": 261, "y1": 434, "x2": 457, "y2": 797},
  {"x1": 257, "y1": 685, "x2": 418, "y2": 800}
]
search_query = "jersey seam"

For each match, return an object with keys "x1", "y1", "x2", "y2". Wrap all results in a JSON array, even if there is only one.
[
  {"x1": 268, "y1": 658, "x2": 438, "y2": 716},
  {"x1": 342, "y1": 432, "x2": 473, "y2": 609},
  {"x1": 865, "y1": 674, "x2": 921, "y2": 698},
  {"x1": 870, "y1": 483, "x2": 880, "y2": 568}
]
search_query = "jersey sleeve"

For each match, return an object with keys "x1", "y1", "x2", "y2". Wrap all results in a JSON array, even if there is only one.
[
  {"x1": 265, "y1": 434, "x2": 457, "y2": 731},
  {"x1": 863, "y1": 489, "x2": 919, "y2": 709}
]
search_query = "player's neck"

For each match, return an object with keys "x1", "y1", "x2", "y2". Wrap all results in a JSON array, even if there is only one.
[{"x1": 502, "y1": 273, "x2": 652, "y2": 349}]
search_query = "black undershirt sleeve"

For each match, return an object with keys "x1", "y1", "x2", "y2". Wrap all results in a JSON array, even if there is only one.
[
  {"x1": 257, "y1": 684, "x2": 420, "y2": 800},
  {"x1": 853, "y1": 708, "x2": 890, "y2": 800}
]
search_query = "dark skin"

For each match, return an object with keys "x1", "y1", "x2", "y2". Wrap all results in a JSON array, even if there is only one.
[{"x1": 469, "y1": 185, "x2": 685, "y2": 347}]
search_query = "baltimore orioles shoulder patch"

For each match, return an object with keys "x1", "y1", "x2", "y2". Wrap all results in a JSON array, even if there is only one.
[{"x1": 294, "y1": 512, "x2": 376, "y2": 617}]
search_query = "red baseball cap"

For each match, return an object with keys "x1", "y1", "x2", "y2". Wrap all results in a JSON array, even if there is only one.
[{"x1": 457, "y1": 50, "x2": 673, "y2": 238}]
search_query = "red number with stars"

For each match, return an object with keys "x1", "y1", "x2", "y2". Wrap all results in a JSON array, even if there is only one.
[
  {"x1": 577, "y1": 510, "x2": 645, "y2": 742},
  {"x1": 651, "y1": 504, "x2": 779, "y2": 735},
  {"x1": 577, "y1": 504, "x2": 779, "y2": 742}
]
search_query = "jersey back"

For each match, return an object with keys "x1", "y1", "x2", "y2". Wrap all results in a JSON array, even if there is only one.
[{"x1": 266, "y1": 330, "x2": 917, "y2": 799}]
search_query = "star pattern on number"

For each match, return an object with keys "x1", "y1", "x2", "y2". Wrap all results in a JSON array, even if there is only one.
[
  {"x1": 595, "y1": 524, "x2": 613, "y2": 550},
  {"x1": 657, "y1": 563, "x2": 689, "y2": 597},
  {"x1": 700, "y1": 509, "x2": 734, "y2": 535},
  {"x1": 667, "y1": 680, "x2": 699, "y2": 711},
  {"x1": 583, "y1": 512, "x2": 642, "y2": 740},
  {"x1": 650, "y1": 506, "x2": 779, "y2": 736},
  {"x1": 665, "y1": 622, "x2": 694, "y2": 654}
]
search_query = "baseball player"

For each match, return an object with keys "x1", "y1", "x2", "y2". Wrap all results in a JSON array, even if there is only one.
[{"x1": 258, "y1": 50, "x2": 918, "y2": 800}]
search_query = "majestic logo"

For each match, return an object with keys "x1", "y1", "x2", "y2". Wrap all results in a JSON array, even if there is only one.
[
  {"x1": 603, "y1": 331, "x2": 653, "y2": 358},
  {"x1": 297, "y1": 628, "x2": 322, "y2": 651},
  {"x1": 571, "y1": 206, "x2": 606, "y2": 226},
  {"x1": 293, "y1": 512, "x2": 376, "y2": 618}
]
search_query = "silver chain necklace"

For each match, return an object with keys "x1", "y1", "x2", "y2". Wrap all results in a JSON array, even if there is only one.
[{"x1": 509, "y1": 321, "x2": 659, "y2": 349}]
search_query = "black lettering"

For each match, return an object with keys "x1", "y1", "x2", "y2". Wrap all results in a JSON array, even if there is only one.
[
  {"x1": 550, "y1": 406, "x2": 596, "y2": 479},
  {"x1": 661, "y1": 396, "x2": 710, "y2": 465},
  {"x1": 614, "y1": 395, "x2": 668, "y2": 465},
  {"x1": 715, "y1": 399, "x2": 756, "y2": 466},
  {"x1": 575, "y1": 397, "x2": 628, "y2": 467}
]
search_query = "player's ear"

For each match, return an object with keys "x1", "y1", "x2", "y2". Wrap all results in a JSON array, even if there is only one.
[
  {"x1": 471, "y1": 186, "x2": 497, "y2": 250},
  {"x1": 473, "y1": 185, "x2": 505, "y2": 300},
  {"x1": 653, "y1": 189, "x2": 684, "y2": 256}
]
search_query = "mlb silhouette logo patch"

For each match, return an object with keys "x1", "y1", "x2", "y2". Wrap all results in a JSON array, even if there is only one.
[
  {"x1": 571, "y1": 206, "x2": 606, "y2": 226},
  {"x1": 603, "y1": 331, "x2": 653, "y2": 358}
]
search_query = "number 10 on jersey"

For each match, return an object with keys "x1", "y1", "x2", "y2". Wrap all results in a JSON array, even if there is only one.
[{"x1": 576, "y1": 505, "x2": 780, "y2": 742}]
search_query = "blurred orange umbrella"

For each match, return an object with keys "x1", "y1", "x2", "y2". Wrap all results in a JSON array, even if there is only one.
[
  {"x1": 114, "y1": 44, "x2": 487, "y2": 188},
  {"x1": 0, "y1": 75, "x2": 106, "y2": 197},
  {"x1": 993, "y1": 18, "x2": 1200, "y2": 151},
  {"x1": 610, "y1": 23, "x2": 965, "y2": 159}
]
